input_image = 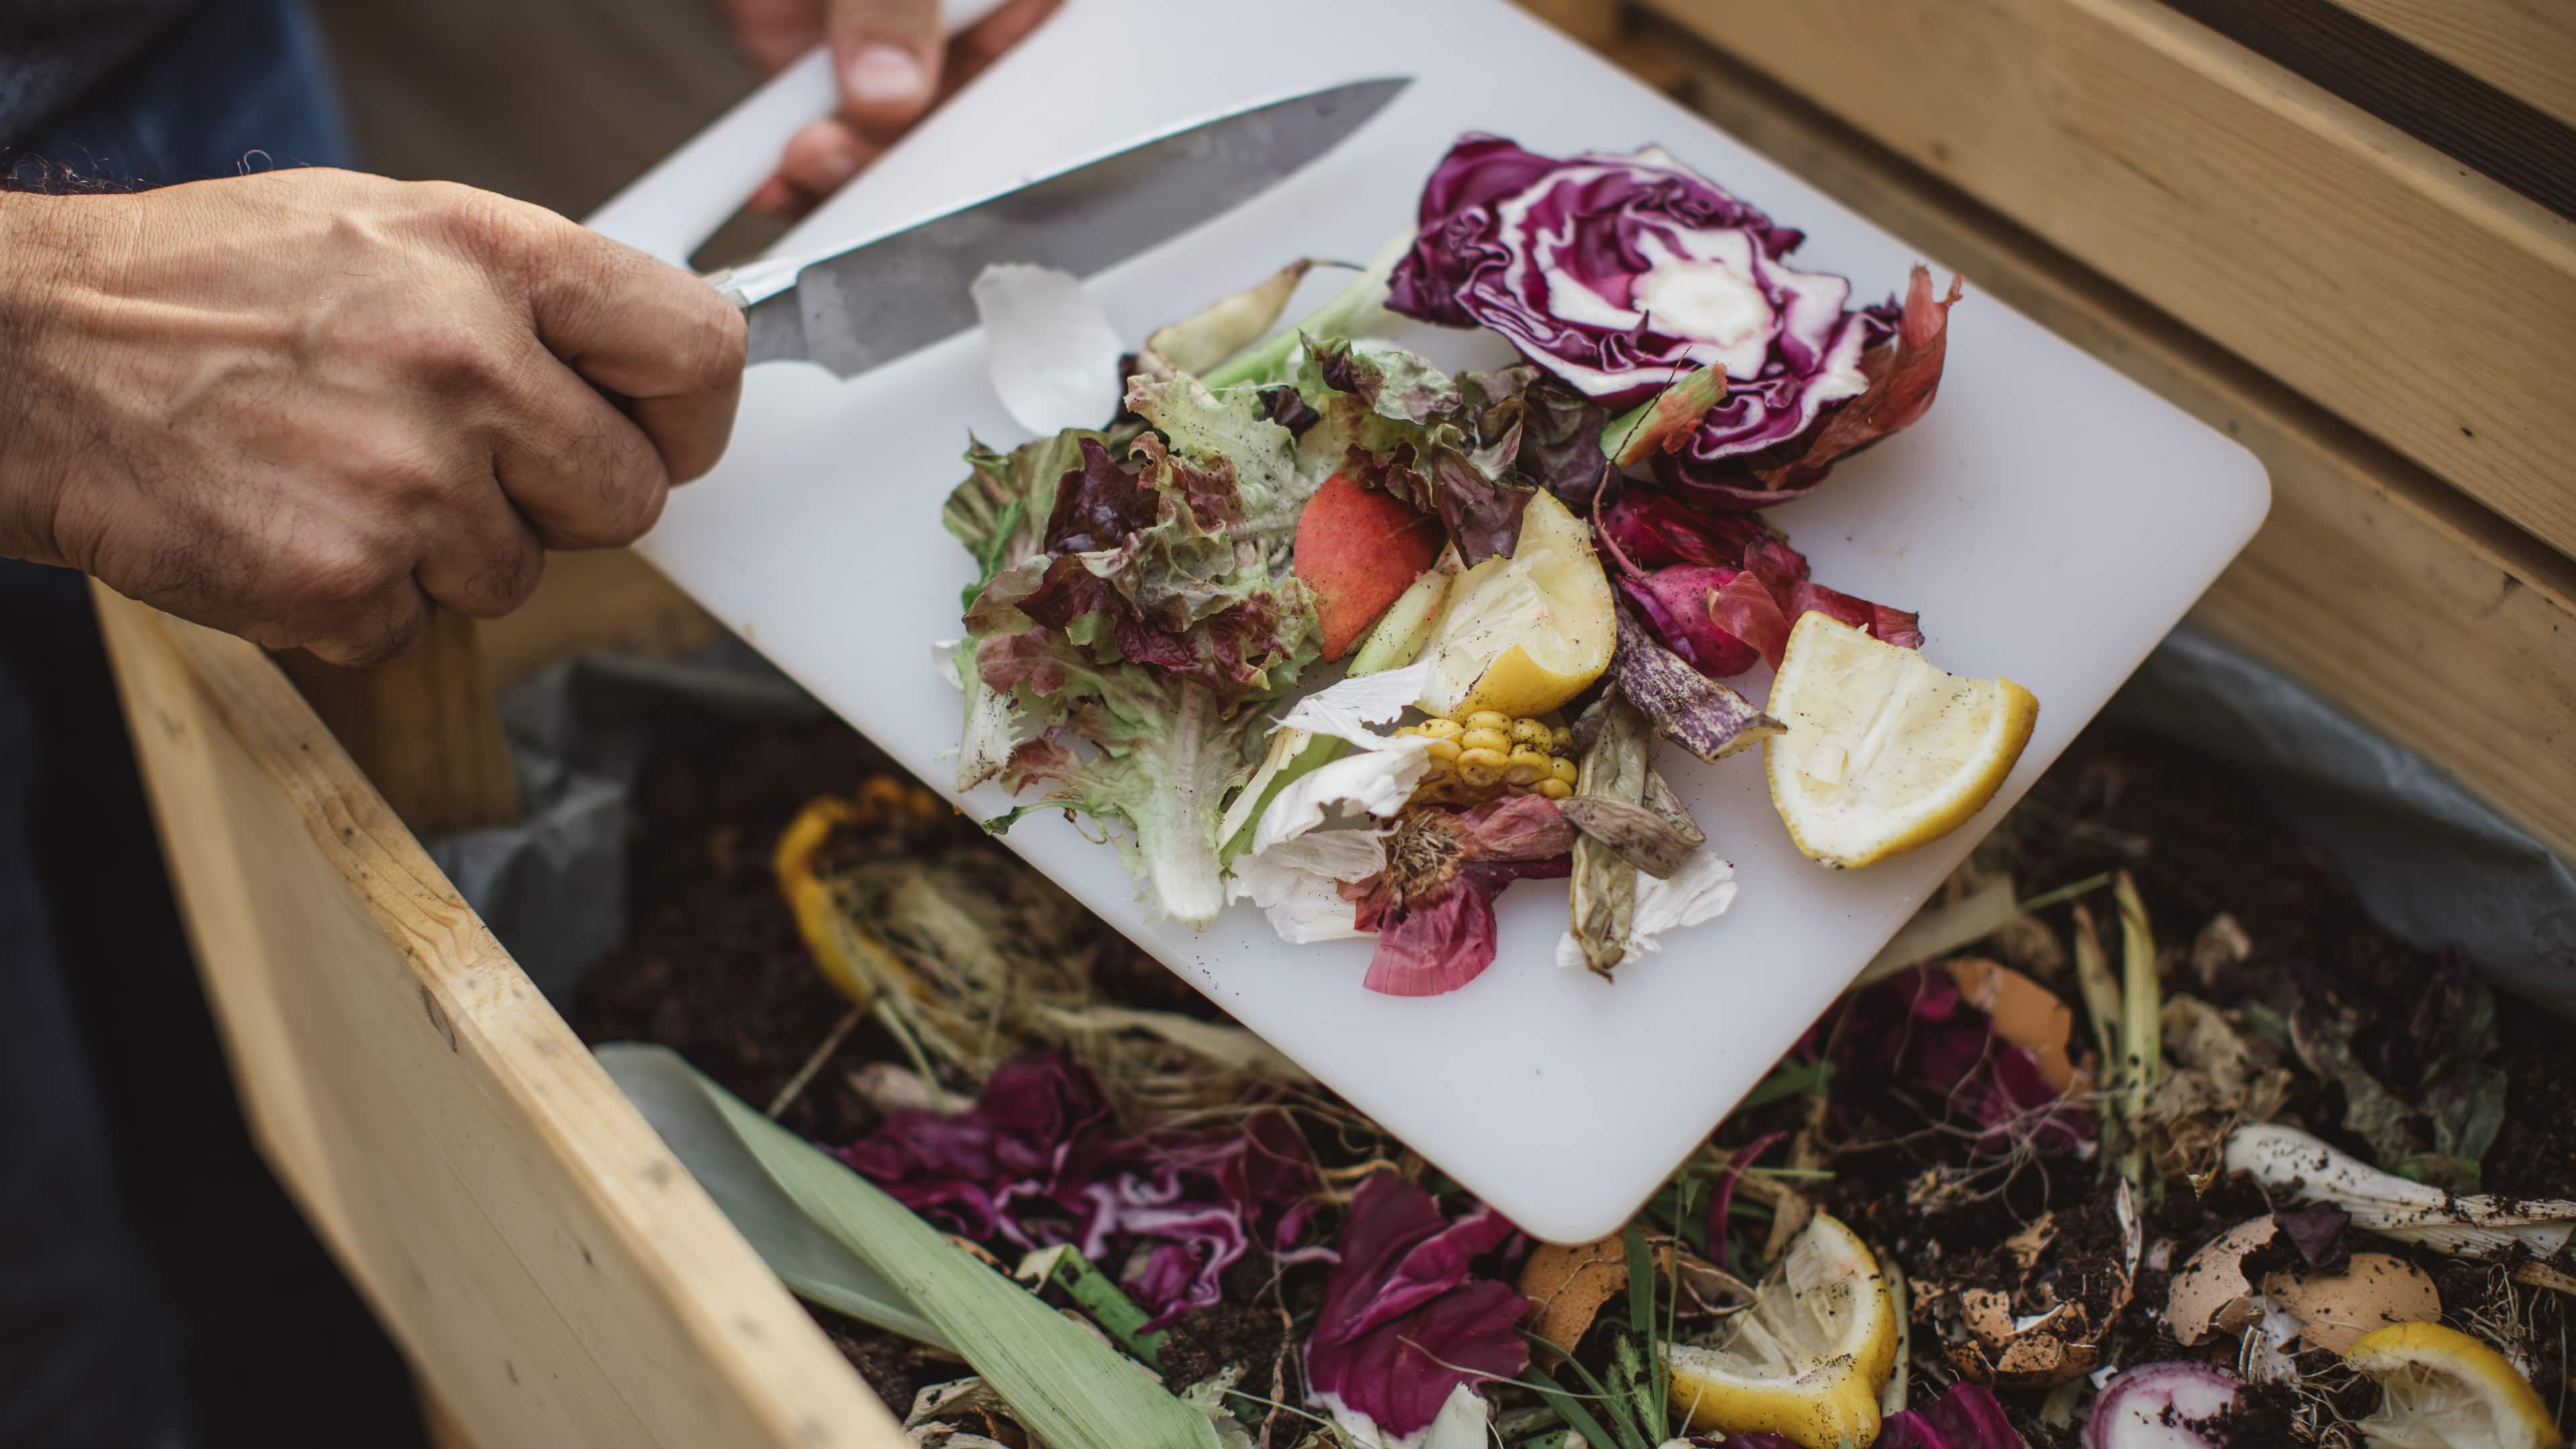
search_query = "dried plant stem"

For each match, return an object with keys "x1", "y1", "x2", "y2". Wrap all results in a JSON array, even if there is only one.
[
  {"x1": 2114, "y1": 873, "x2": 2163, "y2": 1200},
  {"x1": 766, "y1": 1005, "x2": 865, "y2": 1119},
  {"x1": 2070, "y1": 904, "x2": 2122, "y2": 1077}
]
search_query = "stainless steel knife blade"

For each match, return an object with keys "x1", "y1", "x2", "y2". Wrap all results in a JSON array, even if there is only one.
[{"x1": 716, "y1": 76, "x2": 1407, "y2": 377}]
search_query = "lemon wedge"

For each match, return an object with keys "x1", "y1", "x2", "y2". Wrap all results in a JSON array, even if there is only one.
[
  {"x1": 1415, "y1": 489, "x2": 1615, "y2": 718},
  {"x1": 1663, "y1": 1212, "x2": 1900, "y2": 1448},
  {"x1": 1764, "y1": 612, "x2": 2037, "y2": 869},
  {"x1": 2345, "y1": 1322, "x2": 2565, "y2": 1449}
]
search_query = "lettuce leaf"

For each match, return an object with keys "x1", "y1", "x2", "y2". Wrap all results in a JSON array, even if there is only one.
[
  {"x1": 955, "y1": 384, "x2": 1322, "y2": 926},
  {"x1": 1298, "y1": 338, "x2": 1535, "y2": 566}
]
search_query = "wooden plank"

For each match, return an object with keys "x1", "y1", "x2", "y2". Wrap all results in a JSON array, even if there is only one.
[
  {"x1": 274, "y1": 610, "x2": 522, "y2": 837},
  {"x1": 421, "y1": 1381, "x2": 480, "y2": 1449},
  {"x1": 2157, "y1": 0, "x2": 2576, "y2": 221},
  {"x1": 2324, "y1": 0, "x2": 2576, "y2": 131},
  {"x1": 477, "y1": 550, "x2": 722, "y2": 692},
  {"x1": 1627, "y1": 21, "x2": 2576, "y2": 864},
  {"x1": 93, "y1": 584, "x2": 905, "y2": 1449},
  {"x1": 1515, "y1": 0, "x2": 1626, "y2": 46},
  {"x1": 1644, "y1": 0, "x2": 2576, "y2": 564}
]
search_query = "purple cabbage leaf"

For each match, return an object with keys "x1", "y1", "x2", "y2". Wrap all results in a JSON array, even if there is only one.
[
  {"x1": 833, "y1": 1050, "x2": 1324, "y2": 1332},
  {"x1": 1303, "y1": 1173, "x2": 1529, "y2": 1440}
]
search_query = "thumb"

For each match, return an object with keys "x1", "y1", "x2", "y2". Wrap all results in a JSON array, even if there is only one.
[{"x1": 830, "y1": 0, "x2": 944, "y2": 134}]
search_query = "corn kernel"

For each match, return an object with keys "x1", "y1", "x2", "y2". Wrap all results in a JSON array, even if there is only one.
[
  {"x1": 1504, "y1": 747, "x2": 1554, "y2": 785},
  {"x1": 1464, "y1": 710, "x2": 1512, "y2": 733},
  {"x1": 1421, "y1": 737, "x2": 1462, "y2": 765},
  {"x1": 1458, "y1": 727, "x2": 1511, "y2": 755},
  {"x1": 1510, "y1": 718, "x2": 1553, "y2": 748},
  {"x1": 1415, "y1": 716, "x2": 1463, "y2": 740},
  {"x1": 1536, "y1": 777, "x2": 1574, "y2": 800},
  {"x1": 1551, "y1": 757, "x2": 1579, "y2": 786},
  {"x1": 1456, "y1": 747, "x2": 1508, "y2": 787}
]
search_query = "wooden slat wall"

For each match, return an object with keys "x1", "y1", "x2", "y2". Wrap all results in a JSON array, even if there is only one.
[
  {"x1": 1536, "y1": 5, "x2": 2576, "y2": 865},
  {"x1": 1642, "y1": 0, "x2": 2576, "y2": 565},
  {"x1": 2324, "y1": 0, "x2": 2576, "y2": 129},
  {"x1": 93, "y1": 587, "x2": 904, "y2": 1449}
]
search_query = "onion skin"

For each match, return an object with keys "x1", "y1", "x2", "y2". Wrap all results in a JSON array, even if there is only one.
[{"x1": 2082, "y1": 1363, "x2": 2243, "y2": 1449}]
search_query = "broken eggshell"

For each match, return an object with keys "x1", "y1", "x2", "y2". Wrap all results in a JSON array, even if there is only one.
[
  {"x1": 1953, "y1": 1188, "x2": 2139, "y2": 1391},
  {"x1": 2165, "y1": 1217, "x2": 2279, "y2": 1348},
  {"x1": 1516, "y1": 1232, "x2": 1750, "y2": 1364},
  {"x1": 1937, "y1": 1187, "x2": 2140, "y2": 1391},
  {"x1": 2259, "y1": 1252, "x2": 2440, "y2": 1355}
]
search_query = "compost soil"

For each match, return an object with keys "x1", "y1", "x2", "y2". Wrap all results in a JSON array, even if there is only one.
[{"x1": 571, "y1": 713, "x2": 2573, "y2": 1435}]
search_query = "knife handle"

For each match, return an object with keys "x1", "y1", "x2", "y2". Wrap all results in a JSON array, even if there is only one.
[{"x1": 586, "y1": 0, "x2": 1016, "y2": 267}]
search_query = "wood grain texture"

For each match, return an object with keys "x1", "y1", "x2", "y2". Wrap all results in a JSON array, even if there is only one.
[
  {"x1": 95, "y1": 584, "x2": 906, "y2": 1449},
  {"x1": 2324, "y1": 0, "x2": 2576, "y2": 130},
  {"x1": 1645, "y1": 0, "x2": 2576, "y2": 564},
  {"x1": 419, "y1": 1381, "x2": 479, "y2": 1449},
  {"x1": 1516, "y1": 0, "x2": 1627, "y2": 45},
  {"x1": 1646, "y1": 22, "x2": 2576, "y2": 863},
  {"x1": 2158, "y1": 0, "x2": 2576, "y2": 220},
  {"x1": 274, "y1": 610, "x2": 521, "y2": 836}
]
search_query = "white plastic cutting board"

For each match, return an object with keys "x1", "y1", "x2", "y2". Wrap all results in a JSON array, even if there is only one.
[{"x1": 590, "y1": 0, "x2": 2269, "y2": 1243}]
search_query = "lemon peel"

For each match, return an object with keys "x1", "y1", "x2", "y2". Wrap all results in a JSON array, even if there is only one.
[
  {"x1": 2345, "y1": 1322, "x2": 2564, "y2": 1449},
  {"x1": 1764, "y1": 612, "x2": 2036, "y2": 869},
  {"x1": 1415, "y1": 490, "x2": 1615, "y2": 718},
  {"x1": 1662, "y1": 1212, "x2": 1899, "y2": 1448}
]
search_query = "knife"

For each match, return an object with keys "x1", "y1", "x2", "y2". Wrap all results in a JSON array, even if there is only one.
[{"x1": 702, "y1": 76, "x2": 1410, "y2": 379}]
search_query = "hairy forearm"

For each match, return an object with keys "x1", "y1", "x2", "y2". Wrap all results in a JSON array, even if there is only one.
[{"x1": 0, "y1": 190, "x2": 137, "y2": 566}]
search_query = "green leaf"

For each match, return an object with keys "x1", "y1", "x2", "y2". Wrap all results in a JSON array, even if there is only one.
[
  {"x1": 599, "y1": 1045, "x2": 1222, "y2": 1449},
  {"x1": 1856, "y1": 872, "x2": 2113, "y2": 989},
  {"x1": 1019, "y1": 1245, "x2": 1168, "y2": 1371},
  {"x1": 600, "y1": 1043, "x2": 947, "y2": 1347},
  {"x1": 1739, "y1": 1060, "x2": 1833, "y2": 1114}
]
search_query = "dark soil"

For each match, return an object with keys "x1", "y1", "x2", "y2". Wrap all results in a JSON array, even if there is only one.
[
  {"x1": 806, "y1": 1303, "x2": 959, "y2": 1417},
  {"x1": 571, "y1": 719, "x2": 973, "y2": 1144},
  {"x1": 573, "y1": 710, "x2": 2576, "y2": 1438}
]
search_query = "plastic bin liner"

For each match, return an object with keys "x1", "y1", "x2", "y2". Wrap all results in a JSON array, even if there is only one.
[
  {"x1": 436, "y1": 626, "x2": 2576, "y2": 1020},
  {"x1": 425, "y1": 636, "x2": 821, "y2": 1003},
  {"x1": 2108, "y1": 627, "x2": 2575, "y2": 1020}
]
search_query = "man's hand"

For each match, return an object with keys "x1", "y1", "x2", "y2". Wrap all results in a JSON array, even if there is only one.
[
  {"x1": 0, "y1": 169, "x2": 747, "y2": 666},
  {"x1": 720, "y1": 0, "x2": 1060, "y2": 215}
]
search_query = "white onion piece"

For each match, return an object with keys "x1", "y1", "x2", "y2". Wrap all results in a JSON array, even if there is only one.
[{"x1": 971, "y1": 263, "x2": 1124, "y2": 436}]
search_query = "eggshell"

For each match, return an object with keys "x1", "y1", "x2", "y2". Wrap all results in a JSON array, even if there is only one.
[
  {"x1": 2260, "y1": 1253, "x2": 2440, "y2": 1355},
  {"x1": 2166, "y1": 1217, "x2": 2277, "y2": 1348}
]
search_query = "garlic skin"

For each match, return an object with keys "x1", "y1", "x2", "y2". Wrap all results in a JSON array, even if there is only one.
[{"x1": 2224, "y1": 1124, "x2": 2576, "y2": 1258}]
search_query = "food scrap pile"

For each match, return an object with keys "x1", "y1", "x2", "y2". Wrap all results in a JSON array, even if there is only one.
[
  {"x1": 579, "y1": 718, "x2": 2576, "y2": 1448},
  {"x1": 940, "y1": 135, "x2": 2032, "y2": 993}
]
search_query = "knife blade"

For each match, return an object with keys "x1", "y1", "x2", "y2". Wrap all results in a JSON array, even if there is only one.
[{"x1": 708, "y1": 76, "x2": 1409, "y2": 378}]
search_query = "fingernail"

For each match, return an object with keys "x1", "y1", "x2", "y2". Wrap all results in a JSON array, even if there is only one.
[
  {"x1": 810, "y1": 129, "x2": 869, "y2": 190},
  {"x1": 844, "y1": 44, "x2": 928, "y2": 105}
]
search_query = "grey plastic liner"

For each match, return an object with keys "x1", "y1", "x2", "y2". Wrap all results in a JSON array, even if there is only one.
[
  {"x1": 2106, "y1": 627, "x2": 2575, "y2": 1020},
  {"x1": 433, "y1": 627, "x2": 2576, "y2": 1019},
  {"x1": 425, "y1": 636, "x2": 822, "y2": 1003}
]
